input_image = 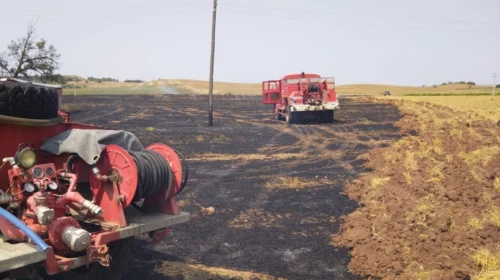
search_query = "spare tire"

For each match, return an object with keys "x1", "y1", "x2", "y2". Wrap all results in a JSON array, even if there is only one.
[{"x1": 0, "y1": 82, "x2": 59, "y2": 119}]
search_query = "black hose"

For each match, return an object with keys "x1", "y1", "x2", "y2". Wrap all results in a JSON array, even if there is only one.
[
  {"x1": 173, "y1": 149, "x2": 189, "y2": 196},
  {"x1": 65, "y1": 154, "x2": 80, "y2": 173},
  {"x1": 129, "y1": 150, "x2": 173, "y2": 212},
  {"x1": 64, "y1": 148, "x2": 184, "y2": 213}
]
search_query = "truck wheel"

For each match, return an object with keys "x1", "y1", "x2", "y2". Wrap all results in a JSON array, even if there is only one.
[
  {"x1": 285, "y1": 107, "x2": 294, "y2": 124},
  {"x1": 0, "y1": 83, "x2": 59, "y2": 120},
  {"x1": 322, "y1": 110, "x2": 334, "y2": 123},
  {"x1": 48, "y1": 238, "x2": 134, "y2": 280}
]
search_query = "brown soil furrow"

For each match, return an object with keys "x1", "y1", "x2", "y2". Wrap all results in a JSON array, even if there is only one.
[{"x1": 332, "y1": 98, "x2": 500, "y2": 280}]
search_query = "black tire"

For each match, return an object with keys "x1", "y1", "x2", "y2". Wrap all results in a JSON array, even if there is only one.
[
  {"x1": 321, "y1": 110, "x2": 334, "y2": 123},
  {"x1": 0, "y1": 83, "x2": 59, "y2": 120},
  {"x1": 47, "y1": 238, "x2": 134, "y2": 280},
  {"x1": 286, "y1": 106, "x2": 294, "y2": 124}
]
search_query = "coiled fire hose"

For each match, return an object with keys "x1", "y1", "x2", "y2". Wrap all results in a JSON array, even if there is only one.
[
  {"x1": 129, "y1": 150, "x2": 173, "y2": 212},
  {"x1": 65, "y1": 147, "x2": 189, "y2": 212}
]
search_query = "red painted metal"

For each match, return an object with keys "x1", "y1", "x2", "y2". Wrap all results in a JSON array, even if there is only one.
[
  {"x1": 0, "y1": 121, "x2": 102, "y2": 187},
  {"x1": 88, "y1": 144, "x2": 136, "y2": 227},
  {"x1": 0, "y1": 216, "x2": 48, "y2": 241},
  {"x1": 48, "y1": 216, "x2": 81, "y2": 253},
  {"x1": 88, "y1": 144, "x2": 138, "y2": 209},
  {"x1": 262, "y1": 72, "x2": 338, "y2": 122},
  {"x1": 262, "y1": 80, "x2": 282, "y2": 104},
  {"x1": 0, "y1": 78, "x2": 190, "y2": 277},
  {"x1": 94, "y1": 230, "x2": 121, "y2": 247}
]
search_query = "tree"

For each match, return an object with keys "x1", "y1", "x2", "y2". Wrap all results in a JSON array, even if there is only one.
[{"x1": 0, "y1": 19, "x2": 61, "y2": 80}]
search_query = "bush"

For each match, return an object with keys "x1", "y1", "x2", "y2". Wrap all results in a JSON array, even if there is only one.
[
  {"x1": 441, "y1": 81, "x2": 475, "y2": 86},
  {"x1": 87, "y1": 77, "x2": 119, "y2": 83},
  {"x1": 124, "y1": 79, "x2": 144, "y2": 83}
]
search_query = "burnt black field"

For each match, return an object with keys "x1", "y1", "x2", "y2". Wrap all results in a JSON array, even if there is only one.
[{"x1": 63, "y1": 94, "x2": 402, "y2": 280}]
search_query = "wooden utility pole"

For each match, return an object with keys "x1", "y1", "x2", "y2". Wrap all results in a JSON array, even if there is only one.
[
  {"x1": 493, "y1": 72, "x2": 497, "y2": 96},
  {"x1": 208, "y1": 0, "x2": 217, "y2": 126}
]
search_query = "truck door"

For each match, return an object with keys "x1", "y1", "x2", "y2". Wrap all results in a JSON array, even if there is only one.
[{"x1": 262, "y1": 80, "x2": 282, "y2": 104}]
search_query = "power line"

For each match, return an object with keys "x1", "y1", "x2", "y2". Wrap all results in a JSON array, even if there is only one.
[
  {"x1": 0, "y1": 8, "x2": 206, "y2": 25},
  {"x1": 216, "y1": 8, "x2": 500, "y2": 35},
  {"x1": 0, "y1": 3, "x2": 206, "y2": 13},
  {"x1": 219, "y1": 2, "x2": 500, "y2": 26}
]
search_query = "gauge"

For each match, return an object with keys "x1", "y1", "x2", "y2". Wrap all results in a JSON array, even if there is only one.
[
  {"x1": 24, "y1": 182, "x2": 35, "y2": 192},
  {"x1": 32, "y1": 167, "x2": 43, "y2": 178},
  {"x1": 48, "y1": 181, "x2": 58, "y2": 190},
  {"x1": 45, "y1": 167, "x2": 54, "y2": 176}
]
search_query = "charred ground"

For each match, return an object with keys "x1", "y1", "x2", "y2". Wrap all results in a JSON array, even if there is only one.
[{"x1": 62, "y1": 95, "x2": 403, "y2": 280}]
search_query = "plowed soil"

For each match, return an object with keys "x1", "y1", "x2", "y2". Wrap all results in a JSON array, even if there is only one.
[
  {"x1": 333, "y1": 98, "x2": 500, "y2": 280},
  {"x1": 62, "y1": 95, "x2": 403, "y2": 280}
]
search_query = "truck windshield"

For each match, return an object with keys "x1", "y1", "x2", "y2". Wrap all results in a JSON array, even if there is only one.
[{"x1": 283, "y1": 77, "x2": 335, "y2": 88}]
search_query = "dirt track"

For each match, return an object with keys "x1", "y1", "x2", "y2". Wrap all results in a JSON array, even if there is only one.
[{"x1": 63, "y1": 95, "x2": 403, "y2": 280}]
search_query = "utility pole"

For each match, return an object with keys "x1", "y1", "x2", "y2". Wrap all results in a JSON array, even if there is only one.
[
  {"x1": 208, "y1": 0, "x2": 217, "y2": 126},
  {"x1": 493, "y1": 72, "x2": 497, "y2": 96}
]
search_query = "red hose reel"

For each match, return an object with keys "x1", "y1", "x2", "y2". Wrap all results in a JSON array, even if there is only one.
[{"x1": 88, "y1": 143, "x2": 184, "y2": 227}]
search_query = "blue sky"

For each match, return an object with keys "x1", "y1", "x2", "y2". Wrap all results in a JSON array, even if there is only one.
[{"x1": 0, "y1": 0, "x2": 499, "y2": 85}]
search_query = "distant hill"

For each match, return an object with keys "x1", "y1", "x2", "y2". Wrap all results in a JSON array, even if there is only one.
[
  {"x1": 60, "y1": 76, "x2": 494, "y2": 96},
  {"x1": 63, "y1": 75, "x2": 86, "y2": 82}
]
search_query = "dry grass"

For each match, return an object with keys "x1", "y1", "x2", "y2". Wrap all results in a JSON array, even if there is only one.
[
  {"x1": 494, "y1": 177, "x2": 500, "y2": 190},
  {"x1": 229, "y1": 208, "x2": 291, "y2": 229},
  {"x1": 155, "y1": 260, "x2": 283, "y2": 280},
  {"x1": 188, "y1": 152, "x2": 307, "y2": 162},
  {"x1": 337, "y1": 83, "x2": 493, "y2": 96},
  {"x1": 63, "y1": 76, "x2": 495, "y2": 96},
  {"x1": 472, "y1": 248, "x2": 500, "y2": 280},
  {"x1": 370, "y1": 177, "x2": 390, "y2": 189},
  {"x1": 152, "y1": 79, "x2": 261, "y2": 95},
  {"x1": 264, "y1": 176, "x2": 316, "y2": 189},
  {"x1": 384, "y1": 95, "x2": 500, "y2": 122}
]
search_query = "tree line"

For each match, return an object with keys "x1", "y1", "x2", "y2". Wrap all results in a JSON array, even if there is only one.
[{"x1": 441, "y1": 81, "x2": 476, "y2": 86}]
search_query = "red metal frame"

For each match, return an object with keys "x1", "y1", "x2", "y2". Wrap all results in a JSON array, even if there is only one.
[
  {"x1": 88, "y1": 144, "x2": 138, "y2": 227},
  {"x1": 262, "y1": 80, "x2": 282, "y2": 104}
]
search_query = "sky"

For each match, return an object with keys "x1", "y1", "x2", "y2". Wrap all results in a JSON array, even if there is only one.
[{"x1": 0, "y1": 0, "x2": 499, "y2": 86}]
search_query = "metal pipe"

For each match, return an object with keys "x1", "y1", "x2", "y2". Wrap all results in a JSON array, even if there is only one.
[
  {"x1": 58, "y1": 172, "x2": 77, "y2": 192},
  {"x1": 57, "y1": 191, "x2": 102, "y2": 216},
  {"x1": 0, "y1": 207, "x2": 50, "y2": 252}
]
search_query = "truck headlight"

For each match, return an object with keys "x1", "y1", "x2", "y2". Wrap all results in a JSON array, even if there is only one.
[{"x1": 15, "y1": 148, "x2": 37, "y2": 169}]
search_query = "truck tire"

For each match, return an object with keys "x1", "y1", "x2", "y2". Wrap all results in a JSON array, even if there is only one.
[
  {"x1": 286, "y1": 107, "x2": 295, "y2": 124},
  {"x1": 0, "y1": 83, "x2": 59, "y2": 120},
  {"x1": 47, "y1": 238, "x2": 134, "y2": 280},
  {"x1": 321, "y1": 110, "x2": 334, "y2": 123}
]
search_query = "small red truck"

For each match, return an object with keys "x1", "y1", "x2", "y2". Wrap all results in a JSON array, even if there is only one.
[{"x1": 262, "y1": 72, "x2": 339, "y2": 124}]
